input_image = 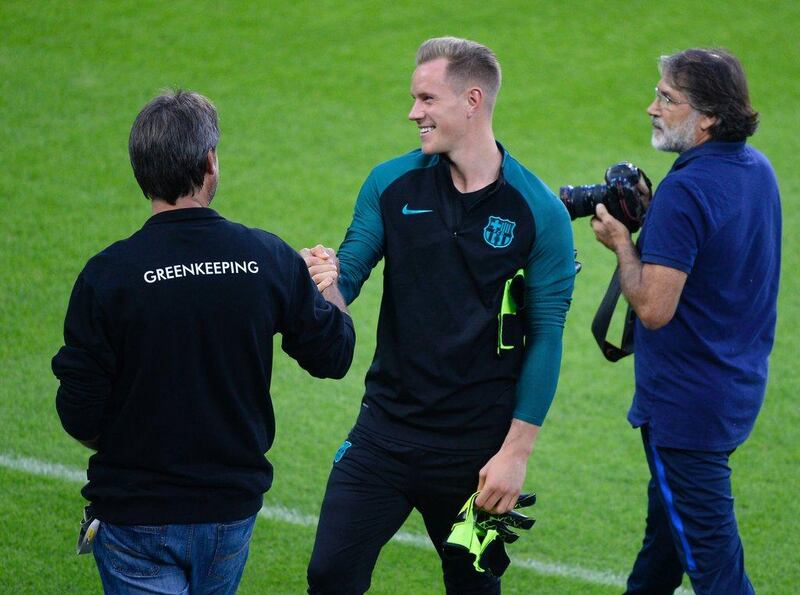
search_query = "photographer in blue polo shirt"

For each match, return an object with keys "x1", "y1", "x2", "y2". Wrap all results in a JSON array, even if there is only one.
[{"x1": 591, "y1": 49, "x2": 781, "y2": 594}]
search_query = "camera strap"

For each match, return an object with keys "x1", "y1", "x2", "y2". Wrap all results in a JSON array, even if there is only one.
[{"x1": 591, "y1": 265, "x2": 635, "y2": 362}]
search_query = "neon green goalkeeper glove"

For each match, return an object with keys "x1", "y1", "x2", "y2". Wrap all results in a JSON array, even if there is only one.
[{"x1": 443, "y1": 492, "x2": 536, "y2": 576}]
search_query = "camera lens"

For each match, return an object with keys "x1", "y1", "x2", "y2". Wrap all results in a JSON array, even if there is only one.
[{"x1": 559, "y1": 184, "x2": 610, "y2": 220}]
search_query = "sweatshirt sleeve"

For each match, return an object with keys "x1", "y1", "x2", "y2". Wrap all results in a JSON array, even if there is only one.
[
  {"x1": 513, "y1": 199, "x2": 575, "y2": 425},
  {"x1": 337, "y1": 169, "x2": 385, "y2": 304},
  {"x1": 281, "y1": 250, "x2": 355, "y2": 379},
  {"x1": 52, "y1": 273, "x2": 116, "y2": 441}
]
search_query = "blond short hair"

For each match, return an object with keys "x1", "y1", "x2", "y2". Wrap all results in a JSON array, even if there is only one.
[{"x1": 416, "y1": 37, "x2": 502, "y2": 108}]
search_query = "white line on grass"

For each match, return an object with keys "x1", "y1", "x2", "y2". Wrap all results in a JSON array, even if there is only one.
[
  {"x1": 1, "y1": 452, "x2": 691, "y2": 593},
  {"x1": 0, "y1": 452, "x2": 87, "y2": 483}
]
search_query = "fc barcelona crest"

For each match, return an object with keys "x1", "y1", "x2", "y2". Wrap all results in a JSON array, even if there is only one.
[{"x1": 483, "y1": 216, "x2": 516, "y2": 249}]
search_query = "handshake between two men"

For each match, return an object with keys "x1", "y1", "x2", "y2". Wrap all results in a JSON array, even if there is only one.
[{"x1": 300, "y1": 245, "x2": 348, "y2": 312}]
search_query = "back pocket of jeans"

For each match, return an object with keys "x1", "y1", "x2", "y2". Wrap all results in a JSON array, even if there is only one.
[
  {"x1": 208, "y1": 516, "x2": 256, "y2": 580},
  {"x1": 102, "y1": 524, "x2": 166, "y2": 578}
]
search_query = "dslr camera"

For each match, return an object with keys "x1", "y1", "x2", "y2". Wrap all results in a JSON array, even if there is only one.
[{"x1": 559, "y1": 162, "x2": 650, "y2": 233}]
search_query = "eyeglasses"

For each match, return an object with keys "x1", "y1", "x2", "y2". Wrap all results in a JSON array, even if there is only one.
[{"x1": 654, "y1": 87, "x2": 690, "y2": 108}]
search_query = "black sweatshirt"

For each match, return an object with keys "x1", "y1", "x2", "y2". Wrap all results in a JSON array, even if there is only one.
[{"x1": 52, "y1": 208, "x2": 354, "y2": 524}]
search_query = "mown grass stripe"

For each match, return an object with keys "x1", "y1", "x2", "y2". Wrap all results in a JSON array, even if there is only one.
[{"x1": 0, "y1": 451, "x2": 691, "y2": 592}]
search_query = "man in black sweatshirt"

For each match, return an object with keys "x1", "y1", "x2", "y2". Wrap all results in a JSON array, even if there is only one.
[{"x1": 52, "y1": 90, "x2": 355, "y2": 594}]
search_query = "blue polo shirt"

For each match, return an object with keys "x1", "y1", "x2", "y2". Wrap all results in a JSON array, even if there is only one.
[{"x1": 628, "y1": 141, "x2": 781, "y2": 451}]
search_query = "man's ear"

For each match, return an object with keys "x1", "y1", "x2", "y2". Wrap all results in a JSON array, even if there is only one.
[
  {"x1": 206, "y1": 149, "x2": 218, "y2": 175},
  {"x1": 466, "y1": 87, "x2": 483, "y2": 118},
  {"x1": 699, "y1": 114, "x2": 718, "y2": 132}
]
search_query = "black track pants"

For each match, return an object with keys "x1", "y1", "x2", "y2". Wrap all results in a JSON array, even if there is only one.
[{"x1": 307, "y1": 427, "x2": 502, "y2": 595}]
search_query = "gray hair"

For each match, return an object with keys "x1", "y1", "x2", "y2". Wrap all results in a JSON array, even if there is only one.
[
  {"x1": 416, "y1": 37, "x2": 502, "y2": 108},
  {"x1": 129, "y1": 90, "x2": 220, "y2": 204},
  {"x1": 659, "y1": 48, "x2": 758, "y2": 141}
]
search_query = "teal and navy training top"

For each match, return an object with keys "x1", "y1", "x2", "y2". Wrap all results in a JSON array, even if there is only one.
[{"x1": 338, "y1": 144, "x2": 575, "y2": 450}]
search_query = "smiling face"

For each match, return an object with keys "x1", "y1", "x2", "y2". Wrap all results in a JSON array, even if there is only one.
[
  {"x1": 408, "y1": 58, "x2": 469, "y2": 156},
  {"x1": 647, "y1": 78, "x2": 713, "y2": 153}
]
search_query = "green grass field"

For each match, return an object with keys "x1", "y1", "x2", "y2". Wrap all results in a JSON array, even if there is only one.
[{"x1": 1, "y1": 1, "x2": 798, "y2": 593}]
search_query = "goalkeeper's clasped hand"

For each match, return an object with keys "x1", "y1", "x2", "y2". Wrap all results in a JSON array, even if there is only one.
[{"x1": 443, "y1": 491, "x2": 537, "y2": 577}]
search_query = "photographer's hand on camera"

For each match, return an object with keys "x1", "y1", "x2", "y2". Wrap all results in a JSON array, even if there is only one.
[{"x1": 591, "y1": 204, "x2": 632, "y2": 253}]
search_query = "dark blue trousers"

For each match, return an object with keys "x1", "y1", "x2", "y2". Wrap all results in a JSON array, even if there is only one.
[
  {"x1": 307, "y1": 426, "x2": 501, "y2": 595},
  {"x1": 625, "y1": 426, "x2": 754, "y2": 595}
]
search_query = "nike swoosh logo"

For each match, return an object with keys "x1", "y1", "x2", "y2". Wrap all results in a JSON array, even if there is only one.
[{"x1": 402, "y1": 203, "x2": 433, "y2": 215}]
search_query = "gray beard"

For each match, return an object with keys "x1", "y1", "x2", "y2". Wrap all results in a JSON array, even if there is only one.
[
  {"x1": 651, "y1": 110, "x2": 702, "y2": 153},
  {"x1": 206, "y1": 177, "x2": 218, "y2": 206}
]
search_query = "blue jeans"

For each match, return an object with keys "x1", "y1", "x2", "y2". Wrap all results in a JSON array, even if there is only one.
[
  {"x1": 625, "y1": 427, "x2": 754, "y2": 595},
  {"x1": 93, "y1": 514, "x2": 257, "y2": 594}
]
